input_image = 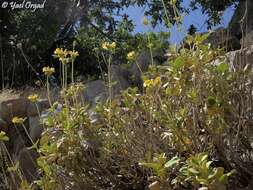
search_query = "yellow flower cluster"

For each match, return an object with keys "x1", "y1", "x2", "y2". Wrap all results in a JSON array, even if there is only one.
[
  {"x1": 54, "y1": 48, "x2": 66, "y2": 58},
  {"x1": 12, "y1": 117, "x2": 26, "y2": 124},
  {"x1": 127, "y1": 51, "x2": 137, "y2": 61},
  {"x1": 43, "y1": 66, "x2": 55, "y2": 76},
  {"x1": 102, "y1": 42, "x2": 116, "y2": 51},
  {"x1": 54, "y1": 48, "x2": 79, "y2": 64},
  {"x1": 69, "y1": 50, "x2": 79, "y2": 59},
  {"x1": 28, "y1": 94, "x2": 39, "y2": 103},
  {"x1": 143, "y1": 76, "x2": 161, "y2": 88}
]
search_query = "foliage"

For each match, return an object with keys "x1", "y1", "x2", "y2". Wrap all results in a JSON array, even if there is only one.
[
  {"x1": 189, "y1": 0, "x2": 239, "y2": 27},
  {"x1": 14, "y1": 33, "x2": 251, "y2": 190},
  {"x1": 0, "y1": 131, "x2": 9, "y2": 142},
  {"x1": 1, "y1": 0, "x2": 244, "y2": 88},
  {"x1": 179, "y1": 153, "x2": 235, "y2": 190}
]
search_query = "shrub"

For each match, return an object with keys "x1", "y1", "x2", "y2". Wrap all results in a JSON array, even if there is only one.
[{"x1": 8, "y1": 34, "x2": 252, "y2": 189}]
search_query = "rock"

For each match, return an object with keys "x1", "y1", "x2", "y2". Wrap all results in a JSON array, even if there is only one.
[
  {"x1": 130, "y1": 51, "x2": 152, "y2": 88},
  {"x1": 12, "y1": 135, "x2": 26, "y2": 157},
  {"x1": 29, "y1": 116, "x2": 43, "y2": 142},
  {"x1": 241, "y1": 31, "x2": 253, "y2": 47},
  {"x1": 226, "y1": 45, "x2": 253, "y2": 71},
  {"x1": 204, "y1": 27, "x2": 241, "y2": 51},
  {"x1": 228, "y1": 0, "x2": 253, "y2": 38},
  {"x1": 129, "y1": 51, "x2": 163, "y2": 89},
  {"x1": 0, "y1": 98, "x2": 28, "y2": 125},
  {"x1": 148, "y1": 181, "x2": 160, "y2": 190},
  {"x1": 26, "y1": 99, "x2": 50, "y2": 117},
  {"x1": 18, "y1": 148, "x2": 39, "y2": 183},
  {"x1": 110, "y1": 64, "x2": 131, "y2": 96},
  {"x1": 0, "y1": 118, "x2": 8, "y2": 132},
  {"x1": 82, "y1": 80, "x2": 108, "y2": 107}
]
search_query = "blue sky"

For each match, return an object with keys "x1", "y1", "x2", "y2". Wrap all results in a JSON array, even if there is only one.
[{"x1": 126, "y1": 0, "x2": 236, "y2": 44}]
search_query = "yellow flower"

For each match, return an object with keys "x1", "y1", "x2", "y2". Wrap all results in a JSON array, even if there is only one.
[
  {"x1": 127, "y1": 51, "x2": 137, "y2": 61},
  {"x1": 102, "y1": 42, "x2": 110, "y2": 50},
  {"x1": 12, "y1": 117, "x2": 26, "y2": 124},
  {"x1": 147, "y1": 43, "x2": 154, "y2": 49},
  {"x1": 102, "y1": 42, "x2": 116, "y2": 51},
  {"x1": 153, "y1": 76, "x2": 161, "y2": 86},
  {"x1": 142, "y1": 17, "x2": 149, "y2": 26},
  {"x1": 28, "y1": 94, "x2": 39, "y2": 103},
  {"x1": 143, "y1": 76, "x2": 161, "y2": 88},
  {"x1": 110, "y1": 42, "x2": 116, "y2": 49},
  {"x1": 54, "y1": 48, "x2": 64, "y2": 58},
  {"x1": 143, "y1": 79, "x2": 153, "y2": 88},
  {"x1": 69, "y1": 50, "x2": 79, "y2": 59},
  {"x1": 43, "y1": 66, "x2": 55, "y2": 76},
  {"x1": 172, "y1": 0, "x2": 177, "y2": 5}
]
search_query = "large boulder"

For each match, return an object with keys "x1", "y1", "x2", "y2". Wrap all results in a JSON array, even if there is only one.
[
  {"x1": 27, "y1": 99, "x2": 50, "y2": 117},
  {"x1": 0, "y1": 118, "x2": 8, "y2": 132},
  {"x1": 12, "y1": 135, "x2": 27, "y2": 157},
  {"x1": 226, "y1": 45, "x2": 253, "y2": 71},
  {"x1": 228, "y1": 0, "x2": 253, "y2": 38},
  {"x1": 241, "y1": 31, "x2": 253, "y2": 47},
  {"x1": 17, "y1": 148, "x2": 39, "y2": 183},
  {"x1": 129, "y1": 51, "x2": 164, "y2": 89},
  {"x1": 29, "y1": 116, "x2": 43, "y2": 142},
  {"x1": 110, "y1": 64, "x2": 131, "y2": 96},
  {"x1": 0, "y1": 98, "x2": 50, "y2": 125},
  {"x1": 82, "y1": 80, "x2": 108, "y2": 107},
  {"x1": 204, "y1": 28, "x2": 241, "y2": 51},
  {"x1": 0, "y1": 98, "x2": 28, "y2": 125}
]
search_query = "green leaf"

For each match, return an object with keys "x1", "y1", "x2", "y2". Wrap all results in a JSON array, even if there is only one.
[
  {"x1": 172, "y1": 57, "x2": 185, "y2": 70},
  {"x1": 217, "y1": 63, "x2": 229, "y2": 73},
  {"x1": 0, "y1": 131, "x2": 9, "y2": 141},
  {"x1": 200, "y1": 154, "x2": 208, "y2": 162},
  {"x1": 196, "y1": 177, "x2": 209, "y2": 185},
  {"x1": 165, "y1": 156, "x2": 180, "y2": 168},
  {"x1": 206, "y1": 161, "x2": 213, "y2": 169},
  {"x1": 188, "y1": 168, "x2": 199, "y2": 174},
  {"x1": 207, "y1": 96, "x2": 216, "y2": 106},
  {"x1": 7, "y1": 162, "x2": 19, "y2": 172},
  {"x1": 219, "y1": 174, "x2": 228, "y2": 184}
]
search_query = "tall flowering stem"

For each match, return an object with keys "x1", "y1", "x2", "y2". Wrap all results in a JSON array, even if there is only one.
[
  {"x1": 102, "y1": 41, "x2": 116, "y2": 126},
  {"x1": 43, "y1": 66, "x2": 55, "y2": 106},
  {"x1": 54, "y1": 48, "x2": 79, "y2": 88}
]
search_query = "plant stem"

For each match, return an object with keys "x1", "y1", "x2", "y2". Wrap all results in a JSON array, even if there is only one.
[
  {"x1": 108, "y1": 55, "x2": 112, "y2": 126},
  {"x1": 72, "y1": 60, "x2": 74, "y2": 83},
  {"x1": 47, "y1": 76, "x2": 52, "y2": 106}
]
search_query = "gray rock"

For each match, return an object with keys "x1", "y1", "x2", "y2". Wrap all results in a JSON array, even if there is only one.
[
  {"x1": 82, "y1": 80, "x2": 108, "y2": 107},
  {"x1": 26, "y1": 99, "x2": 50, "y2": 117},
  {"x1": 241, "y1": 31, "x2": 253, "y2": 47},
  {"x1": 130, "y1": 51, "x2": 152, "y2": 87},
  {"x1": 204, "y1": 27, "x2": 241, "y2": 51},
  {"x1": 129, "y1": 51, "x2": 162, "y2": 89},
  {"x1": 226, "y1": 45, "x2": 253, "y2": 71},
  {"x1": 228, "y1": 0, "x2": 253, "y2": 38},
  {"x1": 29, "y1": 116, "x2": 43, "y2": 142},
  {"x1": 0, "y1": 98, "x2": 28, "y2": 125},
  {"x1": 12, "y1": 135, "x2": 26, "y2": 157},
  {"x1": 18, "y1": 148, "x2": 39, "y2": 183},
  {"x1": 109, "y1": 64, "x2": 131, "y2": 96},
  {"x1": 0, "y1": 118, "x2": 7, "y2": 132}
]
